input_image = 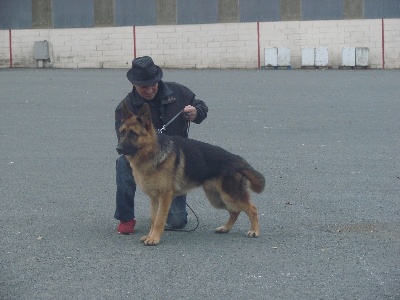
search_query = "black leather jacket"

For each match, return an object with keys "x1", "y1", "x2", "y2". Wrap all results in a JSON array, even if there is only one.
[{"x1": 115, "y1": 80, "x2": 208, "y2": 139}]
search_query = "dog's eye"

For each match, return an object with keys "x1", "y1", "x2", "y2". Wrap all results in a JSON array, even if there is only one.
[
  {"x1": 129, "y1": 131, "x2": 137, "y2": 138},
  {"x1": 120, "y1": 129, "x2": 126, "y2": 137}
]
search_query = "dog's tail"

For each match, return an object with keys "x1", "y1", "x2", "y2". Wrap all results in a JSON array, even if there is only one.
[{"x1": 239, "y1": 166, "x2": 265, "y2": 194}]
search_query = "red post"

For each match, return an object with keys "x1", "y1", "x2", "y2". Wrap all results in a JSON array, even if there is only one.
[
  {"x1": 381, "y1": 19, "x2": 385, "y2": 69},
  {"x1": 257, "y1": 22, "x2": 260, "y2": 69},
  {"x1": 9, "y1": 29, "x2": 12, "y2": 68},
  {"x1": 133, "y1": 26, "x2": 137, "y2": 59}
]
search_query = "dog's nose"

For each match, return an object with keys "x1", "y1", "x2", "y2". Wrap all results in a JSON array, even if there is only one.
[{"x1": 116, "y1": 145, "x2": 124, "y2": 155}]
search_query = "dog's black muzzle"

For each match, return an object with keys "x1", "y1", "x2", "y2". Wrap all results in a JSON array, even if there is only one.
[{"x1": 116, "y1": 144, "x2": 124, "y2": 155}]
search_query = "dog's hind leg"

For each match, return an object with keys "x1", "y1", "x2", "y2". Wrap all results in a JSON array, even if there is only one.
[
  {"x1": 214, "y1": 211, "x2": 240, "y2": 234},
  {"x1": 226, "y1": 197, "x2": 259, "y2": 237},
  {"x1": 221, "y1": 175, "x2": 259, "y2": 237},
  {"x1": 220, "y1": 193, "x2": 260, "y2": 237},
  {"x1": 242, "y1": 202, "x2": 259, "y2": 238},
  {"x1": 214, "y1": 202, "x2": 259, "y2": 237},
  {"x1": 203, "y1": 181, "x2": 238, "y2": 233}
]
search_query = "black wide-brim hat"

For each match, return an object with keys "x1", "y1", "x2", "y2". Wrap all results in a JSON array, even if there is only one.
[{"x1": 126, "y1": 56, "x2": 163, "y2": 86}]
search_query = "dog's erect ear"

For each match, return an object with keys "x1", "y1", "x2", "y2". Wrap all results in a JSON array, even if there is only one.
[
  {"x1": 121, "y1": 101, "x2": 134, "y2": 123},
  {"x1": 138, "y1": 103, "x2": 152, "y2": 130}
]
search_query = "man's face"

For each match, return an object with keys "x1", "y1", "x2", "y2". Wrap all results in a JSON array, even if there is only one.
[{"x1": 133, "y1": 83, "x2": 158, "y2": 100}]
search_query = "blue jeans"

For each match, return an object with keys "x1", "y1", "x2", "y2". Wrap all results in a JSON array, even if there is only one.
[{"x1": 114, "y1": 156, "x2": 188, "y2": 229}]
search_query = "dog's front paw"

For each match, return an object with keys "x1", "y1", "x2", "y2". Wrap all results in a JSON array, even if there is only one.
[
  {"x1": 214, "y1": 226, "x2": 230, "y2": 234},
  {"x1": 246, "y1": 230, "x2": 259, "y2": 238},
  {"x1": 140, "y1": 235, "x2": 149, "y2": 243},
  {"x1": 143, "y1": 236, "x2": 160, "y2": 246}
]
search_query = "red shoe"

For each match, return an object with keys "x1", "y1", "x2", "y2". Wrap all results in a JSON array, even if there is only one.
[{"x1": 117, "y1": 219, "x2": 136, "y2": 235}]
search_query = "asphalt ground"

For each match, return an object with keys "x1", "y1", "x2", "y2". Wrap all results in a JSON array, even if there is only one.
[{"x1": 0, "y1": 68, "x2": 399, "y2": 300}]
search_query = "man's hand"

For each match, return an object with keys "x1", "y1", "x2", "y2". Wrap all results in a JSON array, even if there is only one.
[{"x1": 183, "y1": 105, "x2": 197, "y2": 122}]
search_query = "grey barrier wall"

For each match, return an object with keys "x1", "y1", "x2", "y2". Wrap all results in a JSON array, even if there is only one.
[
  {"x1": 239, "y1": 0, "x2": 281, "y2": 22},
  {"x1": 1, "y1": 0, "x2": 400, "y2": 30},
  {"x1": 52, "y1": 0, "x2": 95, "y2": 28},
  {"x1": 114, "y1": 0, "x2": 157, "y2": 27}
]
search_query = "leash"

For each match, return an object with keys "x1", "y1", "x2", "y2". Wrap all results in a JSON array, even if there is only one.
[
  {"x1": 158, "y1": 108, "x2": 198, "y2": 231},
  {"x1": 164, "y1": 202, "x2": 200, "y2": 232},
  {"x1": 158, "y1": 109, "x2": 188, "y2": 134}
]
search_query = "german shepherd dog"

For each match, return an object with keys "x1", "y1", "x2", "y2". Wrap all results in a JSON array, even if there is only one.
[{"x1": 116, "y1": 103, "x2": 265, "y2": 246}]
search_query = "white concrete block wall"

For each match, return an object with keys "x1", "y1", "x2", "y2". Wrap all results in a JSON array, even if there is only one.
[
  {"x1": 0, "y1": 30, "x2": 10, "y2": 65},
  {"x1": 49, "y1": 27, "x2": 134, "y2": 68},
  {"x1": 11, "y1": 30, "x2": 40, "y2": 67},
  {"x1": 341, "y1": 19, "x2": 382, "y2": 68},
  {"x1": 136, "y1": 23, "x2": 257, "y2": 69},
  {"x1": 384, "y1": 19, "x2": 400, "y2": 69},
  {"x1": 259, "y1": 19, "x2": 390, "y2": 69},
  {"x1": 0, "y1": 27, "x2": 134, "y2": 68},
  {"x1": 0, "y1": 19, "x2": 399, "y2": 69}
]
